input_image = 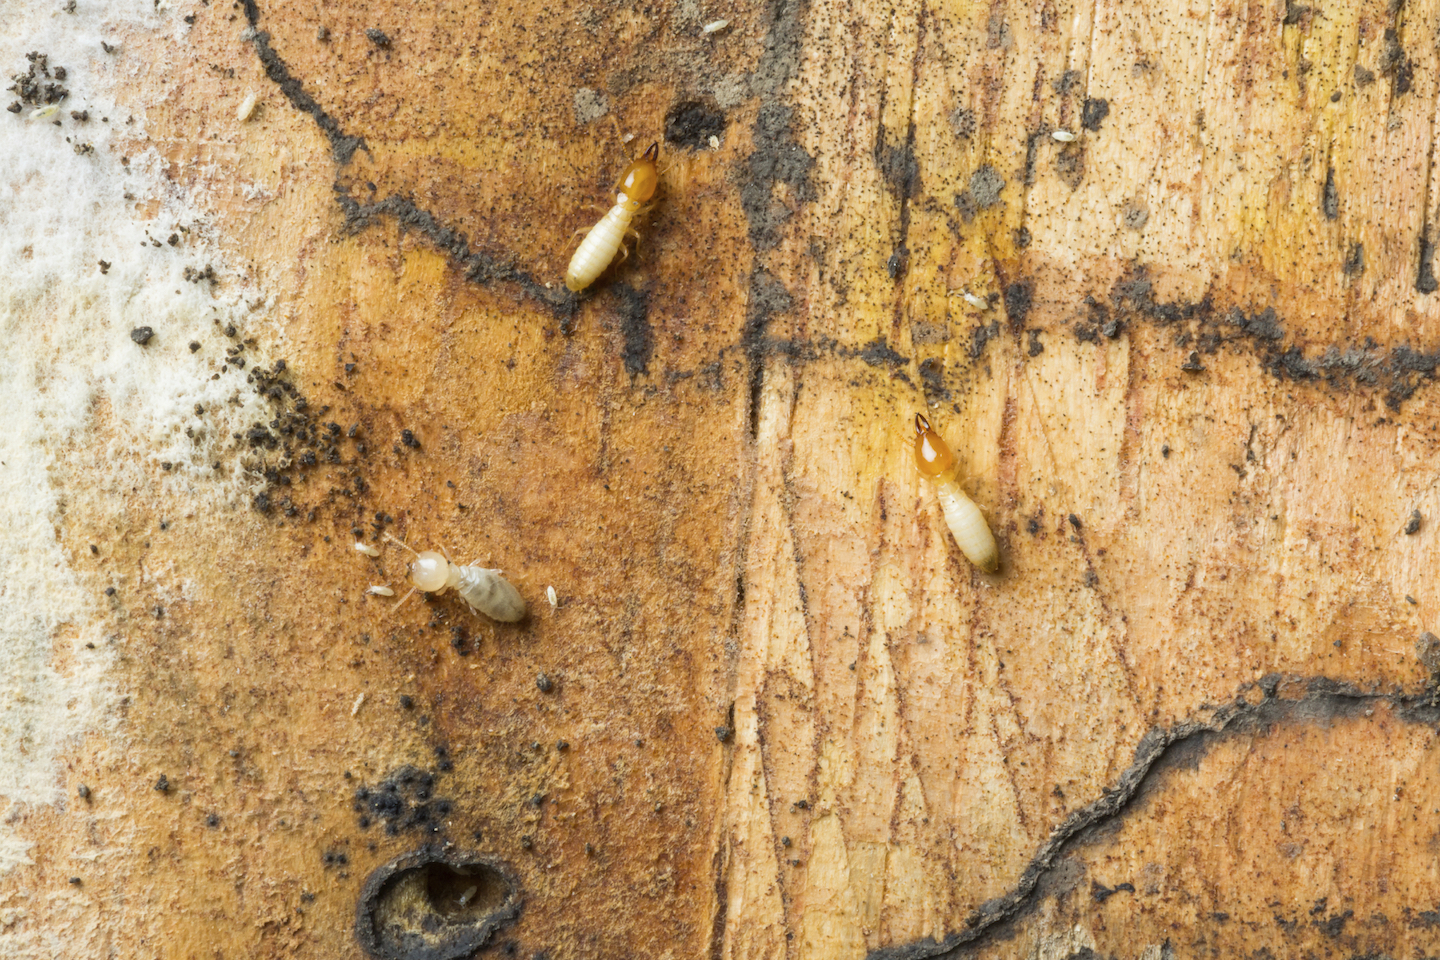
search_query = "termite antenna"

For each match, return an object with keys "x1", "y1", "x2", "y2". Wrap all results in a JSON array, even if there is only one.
[
  {"x1": 383, "y1": 531, "x2": 420, "y2": 558},
  {"x1": 390, "y1": 586, "x2": 418, "y2": 614}
]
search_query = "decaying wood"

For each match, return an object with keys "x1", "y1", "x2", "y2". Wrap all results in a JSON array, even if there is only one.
[{"x1": 4, "y1": 0, "x2": 1440, "y2": 957}]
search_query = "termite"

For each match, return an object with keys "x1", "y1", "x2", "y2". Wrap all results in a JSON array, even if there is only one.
[
  {"x1": 383, "y1": 533, "x2": 527, "y2": 622},
  {"x1": 913, "y1": 413, "x2": 999, "y2": 572},
  {"x1": 565, "y1": 141, "x2": 660, "y2": 292}
]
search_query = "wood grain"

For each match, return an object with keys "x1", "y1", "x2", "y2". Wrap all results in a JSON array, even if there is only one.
[{"x1": 4, "y1": 0, "x2": 1440, "y2": 957}]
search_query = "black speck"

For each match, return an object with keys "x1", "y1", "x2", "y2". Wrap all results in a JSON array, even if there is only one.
[
  {"x1": 366, "y1": 28, "x2": 391, "y2": 47},
  {"x1": 1355, "y1": 64, "x2": 1375, "y2": 87},
  {"x1": 1080, "y1": 97, "x2": 1110, "y2": 131},
  {"x1": 167, "y1": 233, "x2": 179, "y2": 246},
  {"x1": 253, "y1": 491, "x2": 271, "y2": 513},
  {"x1": 1068, "y1": 514, "x2": 1082, "y2": 530},
  {"x1": 154, "y1": 774, "x2": 170, "y2": 792},
  {"x1": 399, "y1": 694, "x2": 414, "y2": 710},
  {"x1": 536, "y1": 674, "x2": 553, "y2": 693},
  {"x1": 1322, "y1": 166, "x2": 1338, "y2": 219},
  {"x1": 183, "y1": 13, "x2": 195, "y2": 23},
  {"x1": 1405, "y1": 509, "x2": 1422, "y2": 535},
  {"x1": 556, "y1": 740, "x2": 569, "y2": 751},
  {"x1": 89, "y1": 544, "x2": 97, "y2": 554},
  {"x1": 98, "y1": 259, "x2": 110, "y2": 273},
  {"x1": 188, "y1": 340, "x2": 200, "y2": 352},
  {"x1": 77, "y1": 784, "x2": 90, "y2": 800},
  {"x1": 130, "y1": 326, "x2": 154, "y2": 345},
  {"x1": 104, "y1": 586, "x2": 115, "y2": 596},
  {"x1": 1026, "y1": 516, "x2": 1040, "y2": 535},
  {"x1": 1181, "y1": 351, "x2": 1206, "y2": 372},
  {"x1": 206, "y1": 813, "x2": 220, "y2": 828},
  {"x1": 69, "y1": 876, "x2": 81, "y2": 885},
  {"x1": 154, "y1": 606, "x2": 164, "y2": 619},
  {"x1": 1161, "y1": 444, "x2": 1170, "y2": 458},
  {"x1": 6, "y1": 102, "x2": 20, "y2": 114},
  {"x1": 317, "y1": 25, "x2": 330, "y2": 41},
  {"x1": 400, "y1": 429, "x2": 420, "y2": 449},
  {"x1": 715, "y1": 726, "x2": 732, "y2": 743},
  {"x1": 1026, "y1": 329, "x2": 1044, "y2": 357}
]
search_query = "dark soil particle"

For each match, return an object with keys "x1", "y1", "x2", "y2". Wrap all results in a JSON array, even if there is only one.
[
  {"x1": 536, "y1": 674, "x2": 553, "y2": 693},
  {"x1": 400, "y1": 429, "x2": 420, "y2": 449},
  {"x1": 1405, "y1": 509, "x2": 1422, "y2": 534},
  {"x1": 613, "y1": 283, "x2": 652, "y2": 376},
  {"x1": 1322, "y1": 166, "x2": 1338, "y2": 219},
  {"x1": 1004, "y1": 281, "x2": 1034, "y2": 329},
  {"x1": 365, "y1": 28, "x2": 390, "y2": 47},
  {"x1": 7, "y1": 52, "x2": 70, "y2": 111},
  {"x1": 664, "y1": 99, "x2": 726, "y2": 150},
  {"x1": 154, "y1": 774, "x2": 170, "y2": 792},
  {"x1": 1080, "y1": 97, "x2": 1109, "y2": 131},
  {"x1": 352, "y1": 764, "x2": 453, "y2": 836},
  {"x1": 1181, "y1": 351, "x2": 1206, "y2": 372},
  {"x1": 130, "y1": 326, "x2": 154, "y2": 345}
]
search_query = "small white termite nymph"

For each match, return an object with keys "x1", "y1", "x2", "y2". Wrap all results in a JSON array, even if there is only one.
[
  {"x1": 367, "y1": 585, "x2": 395, "y2": 597},
  {"x1": 702, "y1": 19, "x2": 730, "y2": 34},
  {"x1": 1051, "y1": 129, "x2": 1076, "y2": 142},
  {"x1": 960, "y1": 291, "x2": 989, "y2": 310},
  {"x1": 236, "y1": 91, "x2": 258, "y2": 122},
  {"x1": 913, "y1": 413, "x2": 999, "y2": 572},
  {"x1": 354, "y1": 541, "x2": 381, "y2": 557},
  {"x1": 383, "y1": 533, "x2": 527, "y2": 622},
  {"x1": 565, "y1": 141, "x2": 660, "y2": 292}
]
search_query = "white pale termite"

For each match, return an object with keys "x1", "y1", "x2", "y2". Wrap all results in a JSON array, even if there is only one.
[
  {"x1": 1051, "y1": 129, "x2": 1076, "y2": 142},
  {"x1": 914, "y1": 413, "x2": 998, "y2": 572},
  {"x1": 565, "y1": 142, "x2": 660, "y2": 292},
  {"x1": 236, "y1": 91, "x2": 258, "y2": 122},
  {"x1": 702, "y1": 19, "x2": 730, "y2": 34},
  {"x1": 383, "y1": 533, "x2": 527, "y2": 622},
  {"x1": 960, "y1": 291, "x2": 988, "y2": 310},
  {"x1": 354, "y1": 541, "x2": 381, "y2": 557},
  {"x1": 546, "y1": 585, "x2": 558, "y2": 609},
  {"x1": 30, "y1": 103, "x2": 60, "y2": 121},
  {"x1": 367, "y1": 585, "x2": 395, "y2": 597}
]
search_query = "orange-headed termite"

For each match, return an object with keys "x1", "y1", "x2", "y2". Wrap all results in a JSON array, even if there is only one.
[
  {"x1": 565, "y1": 142, "x2": 660, "y2": 292},
  {"x1": 914, "y1": 413, "x2": 999, "y2": 572}
]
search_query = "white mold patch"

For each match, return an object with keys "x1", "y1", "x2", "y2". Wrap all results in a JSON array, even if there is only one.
[{"x1": 0, "y1": 0, "x2": 282, "y2": 878}]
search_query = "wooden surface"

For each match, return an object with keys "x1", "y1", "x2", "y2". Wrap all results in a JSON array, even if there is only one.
[{"x1": 4, "y1": 0, "x2": 1440, "y2": 957}]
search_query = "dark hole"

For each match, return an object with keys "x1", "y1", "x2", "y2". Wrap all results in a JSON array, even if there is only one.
[
  {"x1": 356, "y1": 849, "x2": 520, "y2": 960},
  {"x1": 424, "y1": 862, "x2": 509, "y2": 920}
]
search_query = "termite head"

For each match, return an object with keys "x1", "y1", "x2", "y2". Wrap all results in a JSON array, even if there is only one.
[
  {"x1": 617, "y1": 142, "x2": 660, "y2": 207},
  {"x1": 408, "y1": 551, "x2": 455, "y2": 593},
  {"x1": 913, "y1": 413, "x2": 955, "y2": 479}
]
